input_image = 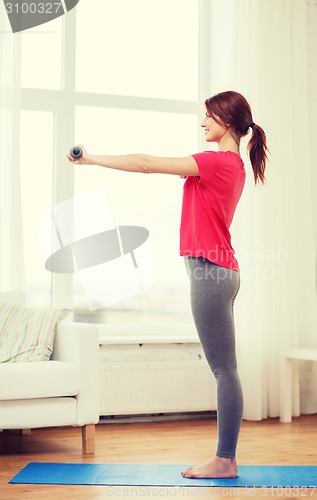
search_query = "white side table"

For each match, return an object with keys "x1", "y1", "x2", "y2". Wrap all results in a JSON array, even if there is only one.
[{"x1": 280, "y1": 348, "x2": 317, "y2": 422}]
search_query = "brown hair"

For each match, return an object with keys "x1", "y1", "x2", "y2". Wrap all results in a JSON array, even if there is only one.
[{"x1": 205, "y1": 91, "x2": 268, "y2": 185}]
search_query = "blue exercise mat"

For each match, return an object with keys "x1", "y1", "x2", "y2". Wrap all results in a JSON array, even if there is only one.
[{"x1": 9, "y1": 463, "x2": 317, "y2": 487}]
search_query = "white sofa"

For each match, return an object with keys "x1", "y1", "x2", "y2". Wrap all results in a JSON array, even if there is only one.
[{"x1": 0, "y1": 294, "x2": 100, "y2": 454}]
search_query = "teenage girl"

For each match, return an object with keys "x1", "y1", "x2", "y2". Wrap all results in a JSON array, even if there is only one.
[{"x1": 67, "y1": 90, "x2": 268, "y2": 479}]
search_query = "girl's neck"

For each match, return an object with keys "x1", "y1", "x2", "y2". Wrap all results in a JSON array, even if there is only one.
[{"x1": 217, "y1": 130, "x2": 240, "y2": 156}]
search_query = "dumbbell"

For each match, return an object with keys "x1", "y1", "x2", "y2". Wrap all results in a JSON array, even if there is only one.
[{"x1": 70, "y1": 146, "x2": 83, "y2": 159}]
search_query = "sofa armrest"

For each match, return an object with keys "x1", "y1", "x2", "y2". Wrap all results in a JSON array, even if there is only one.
[{"x1": 52, "y1": 321, "x2": 100, "y2": 425}]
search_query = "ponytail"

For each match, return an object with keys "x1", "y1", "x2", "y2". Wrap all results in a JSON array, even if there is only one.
[
  {"x1": 205, "y1": 91, "x2": 269, "y2": 185},
  {"x1": 247, "y1": 124, "x2": 269, "y2": 185}
]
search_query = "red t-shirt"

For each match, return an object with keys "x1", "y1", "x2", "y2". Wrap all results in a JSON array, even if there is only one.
[{"x1": 180, "y1": 151, "x2": 246, "y2": 271}]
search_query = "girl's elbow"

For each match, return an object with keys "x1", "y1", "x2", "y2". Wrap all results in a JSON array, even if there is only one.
[{"x1": 139, "y1": 154, "x2": 153, "y2": 174}]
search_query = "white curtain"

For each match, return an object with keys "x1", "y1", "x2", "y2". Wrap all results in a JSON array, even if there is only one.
[
  {"x1": 0, "y1": 10, "x2": 25, "y2": 292},
  {"x1": 207, "y1": 0, "x2": 317, "y2": 419},
  {"x1": 305, "y1": 0, "x2": 317, "y2": 415}
]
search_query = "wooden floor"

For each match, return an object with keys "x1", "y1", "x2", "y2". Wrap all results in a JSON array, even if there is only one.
[{"x1": 1, "y1": 414, "x2": 317, "y2": 499}]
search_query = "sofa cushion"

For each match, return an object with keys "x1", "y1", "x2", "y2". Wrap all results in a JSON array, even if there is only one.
[
  {"x1": 0, "y1": 303, "x2": 70, "y2": 363},
  {"x1": 0, "y1": 361, "x2": 80, "y2": 400}
]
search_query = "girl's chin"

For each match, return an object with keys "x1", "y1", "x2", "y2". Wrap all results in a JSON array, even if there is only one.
[{"x1": 204, "y1": 134, "x2": 213, "y2": 142}]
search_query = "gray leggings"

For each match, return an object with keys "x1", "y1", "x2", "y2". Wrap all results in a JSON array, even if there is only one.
[{"x1": 185, "y1": 256, "x2": 243, "y2": 458}]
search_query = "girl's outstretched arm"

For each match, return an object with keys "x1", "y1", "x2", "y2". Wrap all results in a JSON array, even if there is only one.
[{"x1": 67, "y1": 145, "x2": 199, "y2": 177}]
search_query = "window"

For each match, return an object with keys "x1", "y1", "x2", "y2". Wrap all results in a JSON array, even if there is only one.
[
  {"x1": 21, "y1": 17, "x2": 62, "y2": 90},
  {"x1": 20, "y1": 0, "x2": 206, "y2": 324},
  {"x1": 20, "y1": 111, "x2": 54, "y2": 307},
  {"x1": 75, "y1": 0, "x2": 199, "y2": 101}
]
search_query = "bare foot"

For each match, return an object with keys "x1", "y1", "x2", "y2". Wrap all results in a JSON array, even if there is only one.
[{"x1": 181, "y1": 456, "x2": 238, "y2": 479}]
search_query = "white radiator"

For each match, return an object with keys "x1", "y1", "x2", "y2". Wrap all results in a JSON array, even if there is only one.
[{"x1": 99, "y1": 338, "x2": 217, "y2": 416}]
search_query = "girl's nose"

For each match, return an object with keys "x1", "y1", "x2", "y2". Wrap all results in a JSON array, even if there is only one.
[{"x1": 201, "y1": 117, "x2": 207, "y2": 127}]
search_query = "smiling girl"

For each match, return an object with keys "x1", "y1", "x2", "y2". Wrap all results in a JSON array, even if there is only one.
[{"x1": 67, "y1": 90, "x2": 268, "y2": 478}]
